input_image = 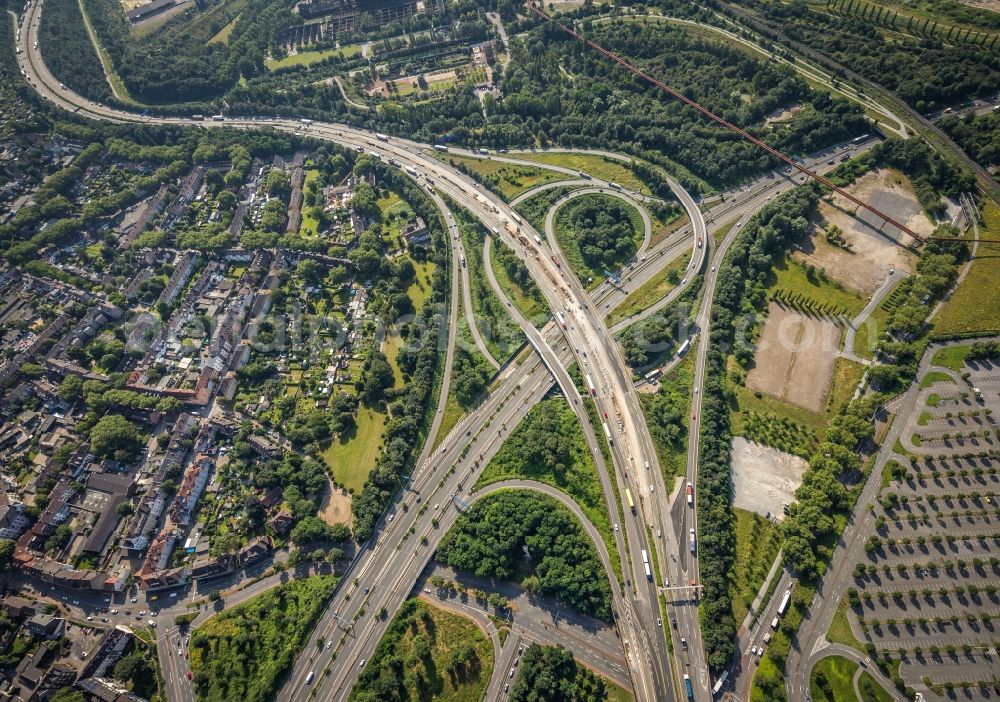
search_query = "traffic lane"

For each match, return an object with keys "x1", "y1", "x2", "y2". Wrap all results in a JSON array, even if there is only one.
[
  {"x1": 294, "y1": 365, "x2": 560, "y2": 701},
  {"x1": 15, "y1": 41, "x2": 664, "y2": 700},
  {"x1": 11, "y1": 31, "x2": 652, "y2": 700}
]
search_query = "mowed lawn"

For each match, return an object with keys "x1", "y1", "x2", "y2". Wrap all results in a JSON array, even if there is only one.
[
  {"x1": 435, "y1": 152, "x2": 563, "y2": 201},
  {"x1": 768, "y1": 255, "x2": 866, "y2": 318},
  {"x1": 933, "y1": 201, "x2": 1000, "y2": 338},
  {"x1": 809, "y1": 656, "x2": 859, "y2": 702},
  {"x1": 321, "y1": 405, "x2": 386, "y2": 493},
  {"x1": 405, "y1": 256, "x2": 437, "y2": 313},
  {"x1": 266, "y1": 43, "x2": 362, "y2": 70},
  {"x1": 731, "y1": 508, "x2": 783, "y2": 625},
  {"x1": 509, "y1": 151, "x2": 647, "y2": 193}
]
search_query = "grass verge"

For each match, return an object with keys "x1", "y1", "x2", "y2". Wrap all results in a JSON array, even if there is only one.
[
  {"x1": 809, "y1": 655, "x2": 859, "y2": 702},
  {"x1": 731, "y1": 509, "x2": 783, "y2": 626},
  {"x1": 932, "y1": 201, "x2": 1000, "y2": 338},
  {"x1": 350, "y1": 598, "x2": 493, "y2": 702}
]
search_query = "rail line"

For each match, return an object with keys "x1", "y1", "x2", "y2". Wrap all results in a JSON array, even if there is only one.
[{"x1": 526, "y1": 2, "x2": 925, "y2": 245}]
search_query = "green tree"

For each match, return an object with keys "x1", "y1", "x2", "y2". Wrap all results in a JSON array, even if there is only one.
[{"x1": 89, "y1": 414, "x2": 143, "y2": 460}]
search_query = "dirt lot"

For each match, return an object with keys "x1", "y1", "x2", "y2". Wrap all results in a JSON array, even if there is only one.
[
  {"x1": 793, "y1": 169, "x2": 922, "y2": 294},
  {"x1": 765, "y1": 104, "x2": 803, "y2": 123},
  {"x1": 746, "y1": 303, "x2": 841, "y2": 413},
  {"x1": 319, "y1": 483, "x2": 353, "y2": 528},
  {"x1": 731, "y1": 437, "x2": 808, "y2": 520},
  {"x1": 959, "y1": 0, "x2": 1000, "y2": 11}
]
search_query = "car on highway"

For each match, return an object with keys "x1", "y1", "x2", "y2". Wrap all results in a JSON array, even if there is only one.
[
  {"x1": 359, "y1": 659, "x2": 366, "y2": 668},
  {"x1": 614, "y1": 524, "x2": 619, "y2": 531},
  {"x1": 657, "y1": 618, "x2": 662, "y2": 627}
]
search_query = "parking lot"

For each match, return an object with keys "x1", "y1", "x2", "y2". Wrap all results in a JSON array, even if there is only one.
[{"x1": 836, "y1": 351, "x2": 1000, "y2": 700}]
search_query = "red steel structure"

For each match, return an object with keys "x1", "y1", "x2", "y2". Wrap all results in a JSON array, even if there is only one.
[{"x1": 527, "y1": 3, "x2": 925, "y2": 244}]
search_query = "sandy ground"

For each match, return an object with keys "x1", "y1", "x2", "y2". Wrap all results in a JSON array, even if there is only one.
[
  {"x1": 794, "y1": 169, "x2": 922, "y2": 294},
  {"x1": 731, "y1": 437, "x2": 808, "y2": 521},
  {"x1": 120, "y1": 0, "x2": 148, "y2": 10},
  {"x1": 746, "y1": 304, "x2": 841, "y2": 413},
  {"x1": 959, "y1": 0, "x2": 1000, "y2": 12},
  {"x1": 765, "y1": 104, "x2": 803, "y2": 123},
  {"x1": 319, "y1": 482, "x2": 353, "y2": 528}
]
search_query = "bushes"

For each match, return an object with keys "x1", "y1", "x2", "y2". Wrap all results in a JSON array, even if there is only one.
[
  {"x1": 38, "y1": 0, "x2": 112, "y2": 102},
  {"x1": 190, "y1": 576, "x2": 338, "y2": 702},
  {"x1": 350, "y1": 166, "x2": 447, "y2": 542},
  {"x1": 509, "y1": 644, "x2": 607, "y2": 702},
  {"x1": 435, "y1": 491, "x2": 612, "y2": 620},
  {"x1": 695, "y1": 187, "x2": 821, "y2": 672},
  {"x1": 350, "y1": 598, "x2": 492, "y2": 702}
]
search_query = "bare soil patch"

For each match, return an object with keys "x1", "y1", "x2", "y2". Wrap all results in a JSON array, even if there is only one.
[
  {"x1": 794, "y1": 169, "x2": 921, "y2": 294},
  {"x1": 765, "y1": 104, "x2": 803, "y2": 123},
  {"x1": 319, "y1": 481, "x2": 353, "y2": 528},
  {"x1": 746, "y1": 304, "x2": 842, "y2": 413},
  {"x1": 731, "y1": 437, "x2": 808, "y2": 520},
  {"x1": 958, "y1": 0, "x2": 1000, "y2": 12}
]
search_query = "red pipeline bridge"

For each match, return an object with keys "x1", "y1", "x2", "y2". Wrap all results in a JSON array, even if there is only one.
[{"x1": 527, "y1": 3, "x2": 925, "y2": 245}]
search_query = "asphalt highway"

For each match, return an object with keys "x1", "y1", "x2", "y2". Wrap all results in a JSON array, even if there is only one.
[{"x1": 15, "y1": 4, "x2": 882, "y2": 698}]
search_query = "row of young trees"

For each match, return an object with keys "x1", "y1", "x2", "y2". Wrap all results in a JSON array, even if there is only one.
[{"x1": 697, "y1": 186, "x2": 821, "y2": 671}]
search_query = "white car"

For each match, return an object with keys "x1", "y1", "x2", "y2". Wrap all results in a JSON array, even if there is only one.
[{"x1": 614, "y1": 524, "x2": 619, "y2": 531}]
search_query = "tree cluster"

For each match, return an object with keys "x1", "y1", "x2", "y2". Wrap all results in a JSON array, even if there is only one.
[
  {"x1": 694, "y1": 186, "x2": 820, "y2": 671},
  {"x1": 190, "y1": 575, "x2": 338, "y2": 702},
  {"x1": 89, "y1": 414, "x2": 144, "y2": 462},
  {"x1": 508, "y1": 644, "x2": 607, "y2": 702},
  {"x1": 558, "y1": 195, "x2": 639, "y2": 271},
  {"x1": 350, "y1": 170, "x2": 448, "y2": 541},
  {"x1": 939, "y1": 111, "x2": 1000, "y2": 171},
  {"x1": 759, "y1": 2, "x2": 1000, "y2": 113},
  {"x1": 435, "y1": 491, "x2": 613, "y2": 620}
]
